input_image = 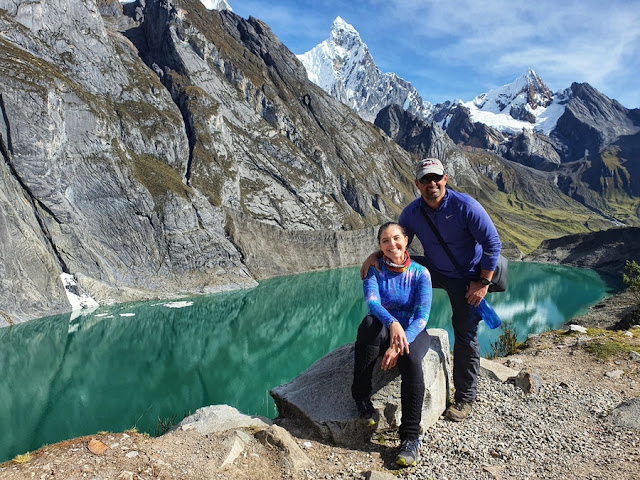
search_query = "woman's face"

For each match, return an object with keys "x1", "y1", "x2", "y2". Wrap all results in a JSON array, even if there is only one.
[{"x1": 378, "y1": 225, "x2": 408, "y2": 263}]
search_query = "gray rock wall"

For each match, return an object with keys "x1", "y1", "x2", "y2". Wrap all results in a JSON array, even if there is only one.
[{"x1": 0, "y1": 0, "x2": 419, "y2": 324}]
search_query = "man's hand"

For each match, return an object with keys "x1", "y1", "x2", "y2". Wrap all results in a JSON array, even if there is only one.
[
  {"x1": 360, "y1": 251, "x2": 382, "y2": 279},
  {"x1": 465, "y1": 281, "x2": 489, "y2": 307}
]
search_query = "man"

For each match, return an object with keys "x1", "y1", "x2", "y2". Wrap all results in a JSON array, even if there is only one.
[{"x1": 361, "y1": 157, "x2": 501, "y2": 422}]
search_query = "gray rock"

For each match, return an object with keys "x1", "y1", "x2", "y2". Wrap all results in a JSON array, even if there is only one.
[
  {"x1": 507, "y1": 367, "x2": 542, "y2": 394},
  {"x1": 365, "y1": 471, "x2": 397, "y2": 480},
  {"x1": 568, "y1": 324, "x2": 588, "y2": 333},
  {"x1": 270, "y1": 328, "x2": 451, "y2": 447},
  {"x1": 479, "y1": 358, "x2": 519, "y2": 382},
  {"x1": 526, "y1": 227, "x2": 640, "y2": 274},
  {"x1": 607, "y1": 397, "x2": 640, "y2": 429},
  {"x1": 254, "y1": 425, "x2": 312, "y2": 471},
  {"x1": 219, "y1": 434, "x2": 246, "y2": 470},
  {"x1": 178, "y1": 404, "x2": 271, "y2": 435}
]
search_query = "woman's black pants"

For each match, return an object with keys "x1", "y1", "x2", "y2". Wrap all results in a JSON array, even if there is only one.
[{"x1": 351, "y1": 315, "x2": 431, "y2": 441}]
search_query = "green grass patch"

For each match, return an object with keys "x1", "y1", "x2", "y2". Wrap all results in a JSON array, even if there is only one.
[
  {"x1": 580, "y1": 327, "x2": 639, "y2": 361},
  {"x1": 129, "y1": 153, "x2": 192, "y2": 206},
  {"x1": 582, "y1": 341, "x2": 635, "y2": 361}
]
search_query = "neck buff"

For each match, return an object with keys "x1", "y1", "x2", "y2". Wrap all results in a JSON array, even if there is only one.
[{"x1": 384, "y1": 252, "x2": 410, "y2": 273}]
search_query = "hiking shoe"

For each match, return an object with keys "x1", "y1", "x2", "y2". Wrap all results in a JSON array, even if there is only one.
[
  {"x1": 396, "y1": 438, "x2": 420, "y2": 467},
  {"x1": 445, "y1": 400, "x2": 473, "y2": 422},
  {"x1": 355, "y1": 398, "x2": 376, "y2": 426}
]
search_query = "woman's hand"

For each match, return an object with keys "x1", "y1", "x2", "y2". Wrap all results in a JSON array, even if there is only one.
[
  {"x1": 360, "y1": 251, "x2": 382, "y2": 280},
  {"x1": 381, "y1": 344, "x2": 401, "y2": 370},
  {"x1": 390, "y1": 321, "x2": 410, "y2": 355}
]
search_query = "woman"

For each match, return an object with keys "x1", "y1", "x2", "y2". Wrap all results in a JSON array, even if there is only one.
[{"x1": 351, "y1": 222, "x2": 432, "y2": 468}]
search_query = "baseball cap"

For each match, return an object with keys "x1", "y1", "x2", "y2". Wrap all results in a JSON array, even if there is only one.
[{"x1": 415, "y1": 158, "x2": 444, "y2": 179}]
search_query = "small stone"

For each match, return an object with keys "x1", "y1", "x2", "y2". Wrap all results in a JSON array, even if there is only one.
[
  {"x1": 568, "y1": 325, "x2": 588, "y2": 334},
  {"x1": 125, "y1": 451, "x2": 139, "y2": 458},
  {"x1": 605, "y1": 370, "x2": 624, "y2": 379},
  {"x1": 507, "y1": 367, "x2": 542, "y2": 394},
  {"x1": 87, "y1": 439, "x2": 107, "y2": 455}
]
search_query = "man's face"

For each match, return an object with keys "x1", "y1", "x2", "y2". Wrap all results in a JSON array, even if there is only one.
[{"x1": 415, "y1": 173, "x2": 448, "y2": 203}]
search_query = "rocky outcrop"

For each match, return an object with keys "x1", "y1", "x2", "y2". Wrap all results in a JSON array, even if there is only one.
[
  {"x1": 525, "y1": 226, "x2": 640, "y2": 273},
  {"x1": 552, "y1": 83, "x2": 639, "y2": 163},
  {"x1": 444, "y1": 106, "x2": 506, "y2": 151},
  {"x1": 270, "y1": 329, "x2": 451, "y2": 447},
  {"x1": 374, "y1": 104, "x2": 455, "y2": 161},
  {"x1": 502, "y1": 128, "x2": 562, "y2": 171}
]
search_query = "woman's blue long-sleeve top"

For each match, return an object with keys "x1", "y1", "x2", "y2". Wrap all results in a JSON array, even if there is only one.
[{"x1": 363, "y1": 259, "x2": 432, "y2": 344}]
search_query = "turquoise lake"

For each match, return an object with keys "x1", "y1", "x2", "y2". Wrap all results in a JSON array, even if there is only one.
[{"x1": 0, "y1": 261, "x2": 619, "y2": 462}]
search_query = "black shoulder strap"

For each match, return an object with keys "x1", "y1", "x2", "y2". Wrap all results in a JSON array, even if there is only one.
[{"x1": 418, "y1": 206, "x2": 466, "y2": 276}]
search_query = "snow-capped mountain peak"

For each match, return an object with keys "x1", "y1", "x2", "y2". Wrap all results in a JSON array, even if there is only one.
[
  {"x1": 298, "y1": 17, "x2": 433, "y2": 123},
  {"x1": 331, "y1": 16, "x2": 360, "y2": 39},
  {"x1": 199, "y1": 0, "x2": 233, "y2": 11},
  {"x1": 462, "y1": 68, "x2": 567, "y2": 135},
  {"x1": 472, "y1": 68, "x2": 552, "y2": 114},
  {"x1": 121, "y1": 0, "x2": 233, "y2": 11}
]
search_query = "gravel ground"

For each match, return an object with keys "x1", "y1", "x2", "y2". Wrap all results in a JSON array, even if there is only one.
[{"x1": 2, "y1": 292, "x2": 639, "y2": 480}]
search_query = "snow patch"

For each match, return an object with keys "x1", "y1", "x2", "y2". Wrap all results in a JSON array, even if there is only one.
[
  {"x1": 60, "y1": 273, "x2": 99, "y2": 311},
  {"x1": 198, "y1": 0, "x2": 233, "y2": 11},
  {"x1": 162, "y1": 301, "x2": 195, "y2": 309}
]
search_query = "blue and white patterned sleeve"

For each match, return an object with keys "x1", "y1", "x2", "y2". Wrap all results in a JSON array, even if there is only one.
[
  {"x1": 363, "y1": 265, "x2": 397, "y2": 328},
  {"x1": 403, "y1": 267, "x2": 432, "y2": 343}
]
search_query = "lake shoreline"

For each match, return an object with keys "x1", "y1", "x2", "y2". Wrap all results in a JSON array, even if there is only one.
[{"x1": 2, "y1": 284, "x2": 638, "y2": 479}]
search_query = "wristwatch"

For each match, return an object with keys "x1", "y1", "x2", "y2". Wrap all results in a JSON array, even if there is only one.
[{"x1": 479, "y1": 277, "x2": 493, "y2": 286}]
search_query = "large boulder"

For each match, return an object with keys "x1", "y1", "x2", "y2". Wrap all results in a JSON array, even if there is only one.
[{"x1": 270, "y1": 328, "x2": 451, "y2": 447}]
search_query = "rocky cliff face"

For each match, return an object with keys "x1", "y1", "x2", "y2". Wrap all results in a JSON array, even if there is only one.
[
  {"x1": 0, "y1": 0, "x2": 418, "y2": 325},
  {"x1": 374, "y1": 104, "x2": 455, "y2": 161}
]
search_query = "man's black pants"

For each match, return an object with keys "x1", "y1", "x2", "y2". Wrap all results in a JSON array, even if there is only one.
[{"x1": 424, "y1": 266, "x2": 481, "y2": 404}]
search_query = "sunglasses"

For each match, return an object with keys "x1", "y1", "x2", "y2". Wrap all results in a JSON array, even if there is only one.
[{"x1": 418, "y1": 174, "x2": 444, "y2": 184}]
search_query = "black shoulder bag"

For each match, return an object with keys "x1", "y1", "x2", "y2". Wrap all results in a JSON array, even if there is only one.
[{"x1": 418, "y1": 208, "x2": 508, "y2": 293}]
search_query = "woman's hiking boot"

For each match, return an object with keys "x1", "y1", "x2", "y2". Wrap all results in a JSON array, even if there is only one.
[
  {"x1": 445, "y1": 400, "x2": 473, "y2": 422},
  {"x1": 396, "y1": 438, "x2": 420, "y2": 467},
  {"x1": 355, "y1": 398, "x2": 376, "y2": 426}
]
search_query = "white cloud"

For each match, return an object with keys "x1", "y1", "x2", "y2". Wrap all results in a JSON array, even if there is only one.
[
  {"x1": 379, "y1": 0, "x2": 640, "y2": 104},
  {"x1": 229, "y1": 0, "x2": 640, "y2": 106}
]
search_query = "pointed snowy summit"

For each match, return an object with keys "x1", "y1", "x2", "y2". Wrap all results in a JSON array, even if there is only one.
[
  {"x1": 298, "y1": 17, "x2": 432, "y2": 123},
  {"x1": 199, "y1": 0, "x2": 233, "y2": 11},
  {"x1": 462, "y1": 68, "x2": 568, "y2": 135},
  {"x1": 472, "y1": 68, "x2": 552, "y2": 118}
]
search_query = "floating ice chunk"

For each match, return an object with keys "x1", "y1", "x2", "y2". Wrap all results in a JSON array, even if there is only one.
[{"x1": 163, "y1": 301, "x2": 194, "y2": 309}]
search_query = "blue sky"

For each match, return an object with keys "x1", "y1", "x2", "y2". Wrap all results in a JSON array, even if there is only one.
[{"x1": 228, "y1": 0, "x2": 640, "y2": 108}]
